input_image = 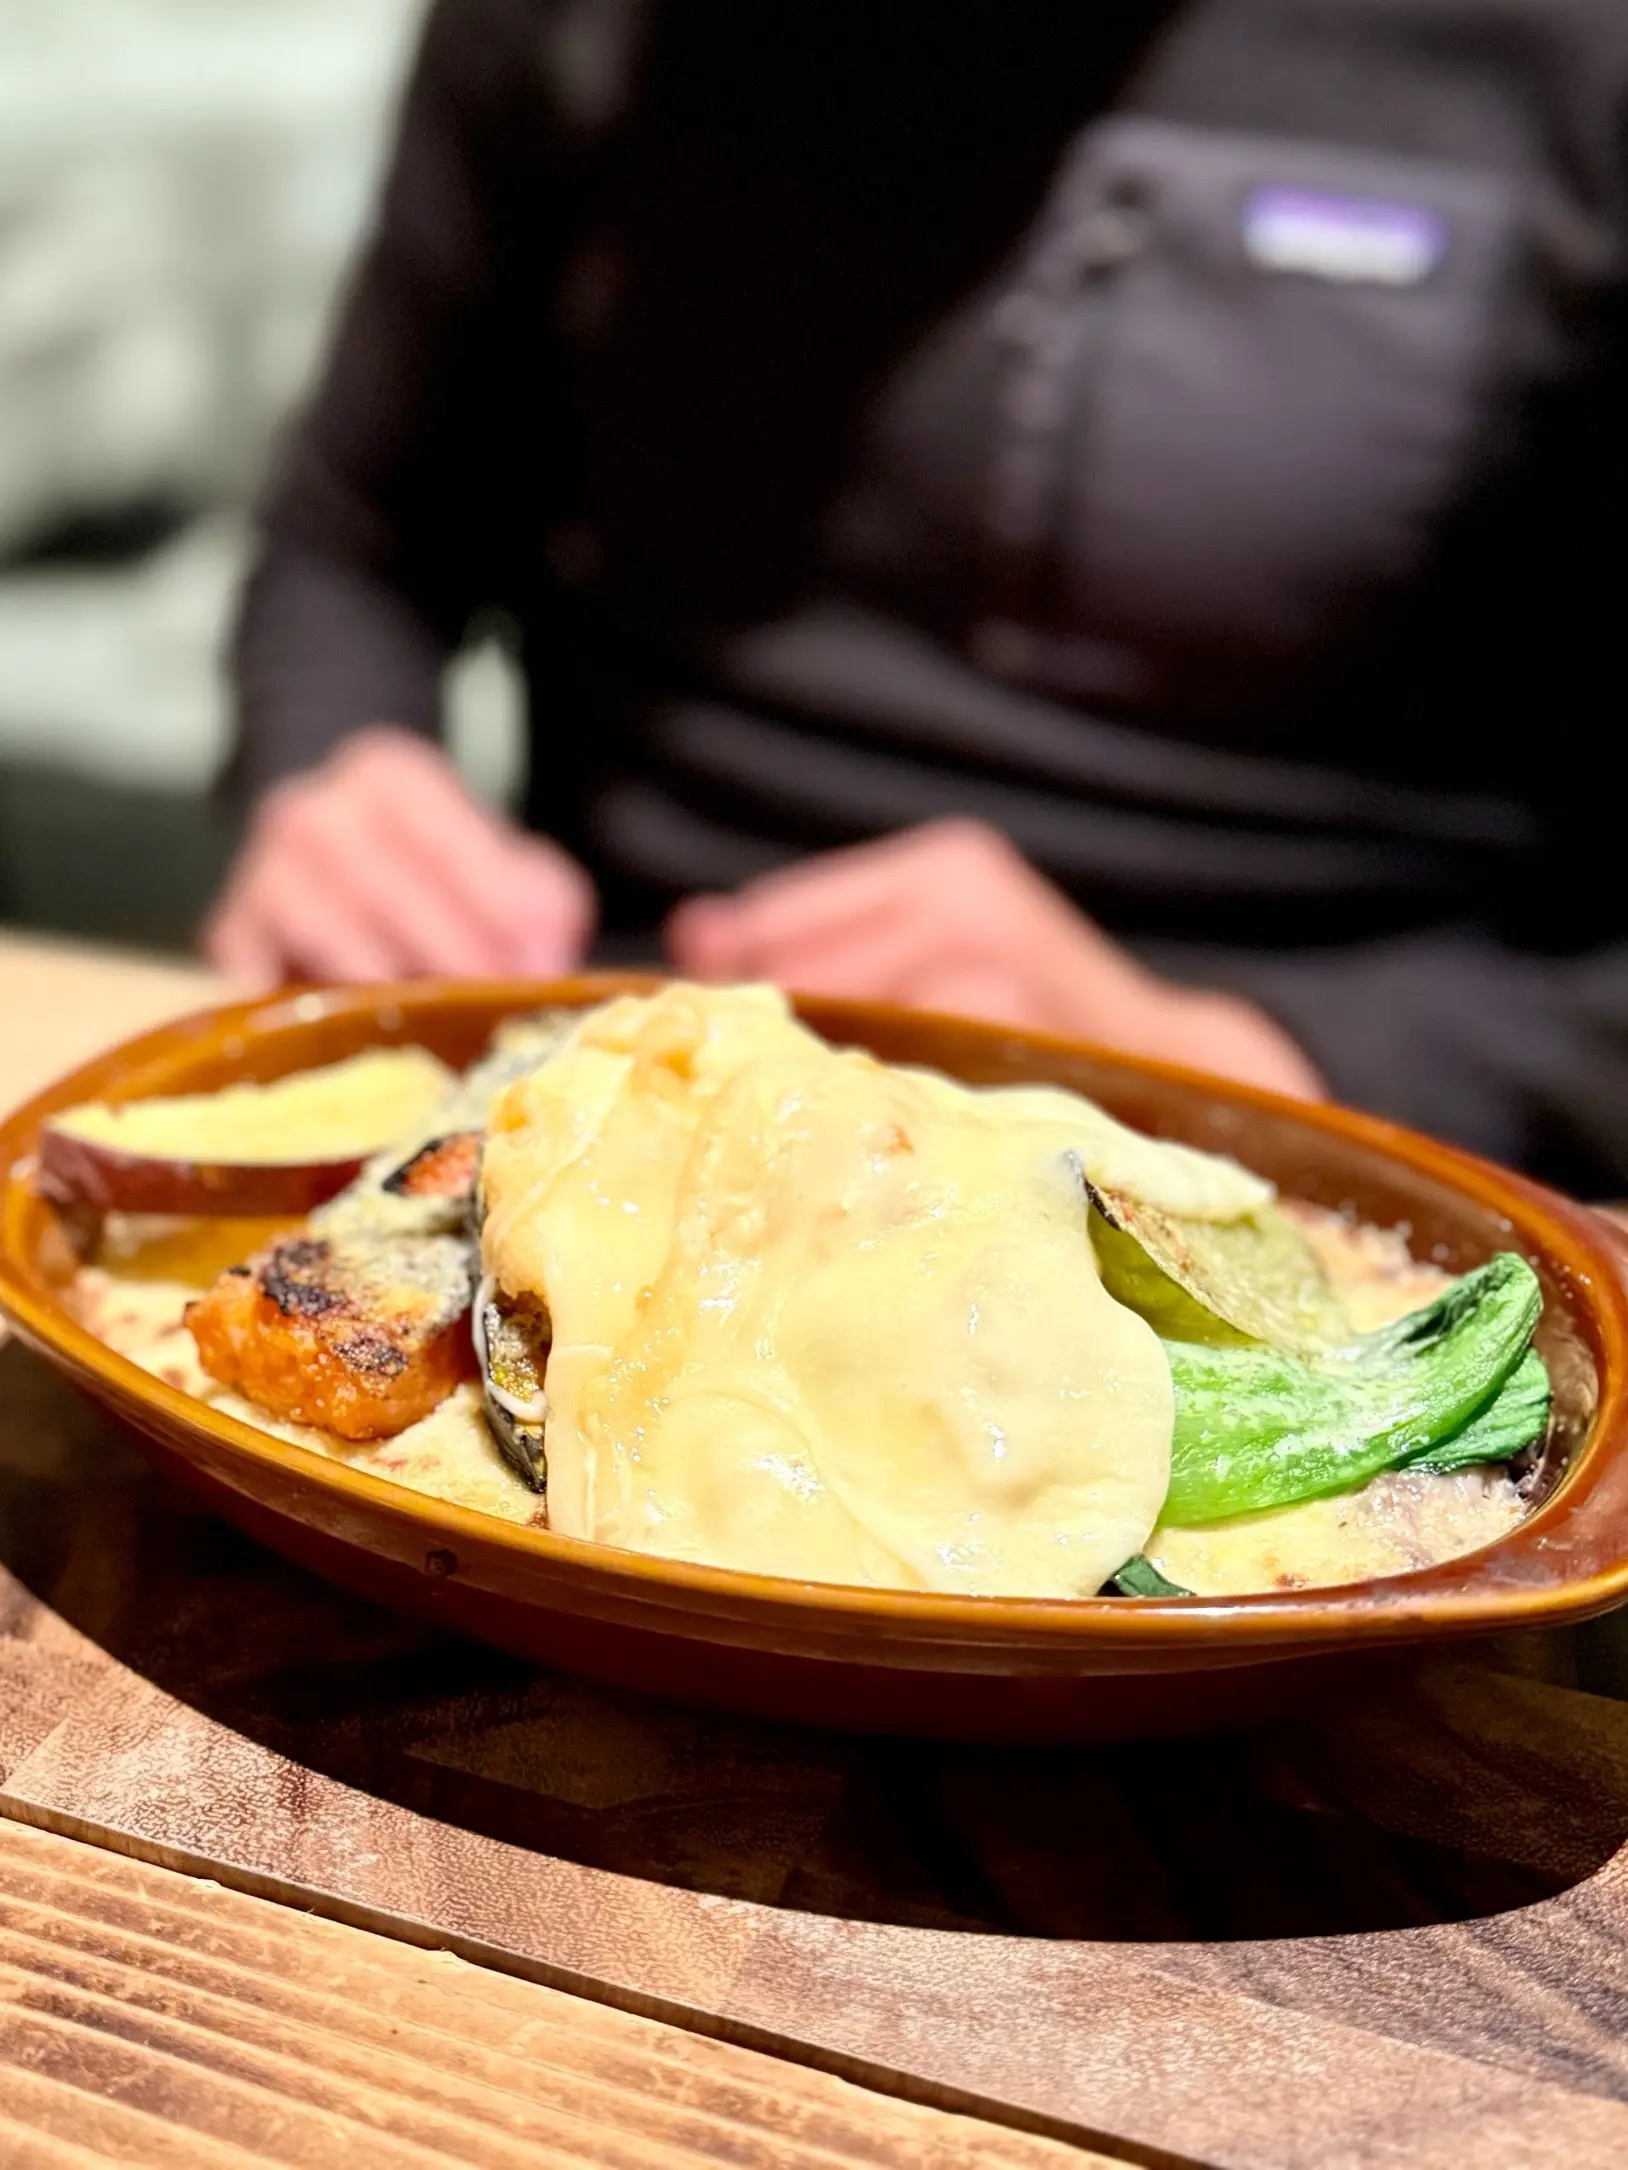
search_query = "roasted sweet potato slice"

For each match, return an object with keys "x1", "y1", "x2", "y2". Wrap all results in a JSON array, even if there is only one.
[{"x1": 41, "y1": 1048, "x2": 454, "y2": 1221}]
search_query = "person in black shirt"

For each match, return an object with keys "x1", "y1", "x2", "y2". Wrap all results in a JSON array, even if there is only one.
[{"x1": 210, "y1": 0, "x2": 1628, "y2": 1189}]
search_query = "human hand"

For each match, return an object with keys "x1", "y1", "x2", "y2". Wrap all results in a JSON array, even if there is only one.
[
  {"x1": 203, "y1": 726, "x2": 596, "y2": 987},
  {"x1": 666, "y1": 819, "x2": 1324, "y2": 1099}
]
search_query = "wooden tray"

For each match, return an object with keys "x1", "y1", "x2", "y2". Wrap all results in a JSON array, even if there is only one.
[{"x1": 6, "y1": 1337, "x2": 1628, "y2": 2168}]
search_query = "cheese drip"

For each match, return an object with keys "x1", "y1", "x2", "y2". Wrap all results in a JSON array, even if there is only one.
[{"x1": 481, "y1": 985, "x2": 1178, "y2": 1597}]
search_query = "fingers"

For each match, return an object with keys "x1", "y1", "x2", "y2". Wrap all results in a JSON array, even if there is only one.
[
  {"x1": 901, "y1": 963, "x2": 1044, "y2": 1030},
  {"x1": 662, "y1": 818, "x2": 1183, "y2": 1047},
  {"x1": 670, "y1": 820, "x2": 1017, "y2": 979},
  {"x1": 229, "y1": 848, "x2": 404, "y2": 984},
  {"x1": 203, "y1": 726, "x2": 597, "y2": 987},
  {"x1": 270, "y1": 786, "x2": 513, "y2": 979},
  {"x1": 339, "y1": 733, "x2": 595, "y2": 972},
  {"x1": 666, "y1": 820, "x2": 1056, "y2": 997},
  {"x1": 717, "y1": 914, "x2": 944, "y2": 1005},
  {"x1": 202, "y1": 891, "x2": 283, "y2": 990}
]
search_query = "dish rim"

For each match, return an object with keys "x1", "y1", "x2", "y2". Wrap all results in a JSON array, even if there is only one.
[{"x1": 4, "y1": 972, "x2": 1628, "y2": 1654}]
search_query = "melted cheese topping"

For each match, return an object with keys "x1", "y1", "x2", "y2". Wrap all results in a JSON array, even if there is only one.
[
  {"x1": 481, "y1": 985, "x2": 1173, "y2": 1595},
  {"x1": 54, "y1": 1047, "x2": 453, "y2": 1164}
]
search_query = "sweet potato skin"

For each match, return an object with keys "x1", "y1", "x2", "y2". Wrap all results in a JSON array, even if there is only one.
[
  {"x1": 186, "y1": 1233, "x2": 475, "y2": 1441},
  {"x1": 39, "y1": 1127, "x2": 365, "y2": 1223}
]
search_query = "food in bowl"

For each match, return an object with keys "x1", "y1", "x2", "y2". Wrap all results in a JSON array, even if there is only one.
[
  {"x1": 39, "y1": 1045, "x2": 455, "y2": 1219},
  {"x1": 53, "y1": 985, "x2": 1548, "y2": 1600}
]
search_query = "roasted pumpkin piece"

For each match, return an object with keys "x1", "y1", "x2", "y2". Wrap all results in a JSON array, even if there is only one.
[{"x1": 186, "y1": 1228, "x2": 477, "y2": 1441}]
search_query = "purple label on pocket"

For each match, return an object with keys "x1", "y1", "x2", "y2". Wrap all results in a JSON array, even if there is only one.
[{"x1": 1243, "y1": 188, "x2": 1447, "y2": 286}]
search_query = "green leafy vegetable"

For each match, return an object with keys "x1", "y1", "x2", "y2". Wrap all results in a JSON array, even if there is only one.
[
  {"x1": 1160, "y1": 1253, "x2": 1542, "y2": 1525},
  {"x1": 1409, "y1": 1346, "x2": 1550, "y2": 1474},
  {"x1": 1085, "y1": 1181, "x2": 1350, "y2": 1355},
  {"x1": 1105, "y1": 1554, "x2": 1193, "y2": 1598}
]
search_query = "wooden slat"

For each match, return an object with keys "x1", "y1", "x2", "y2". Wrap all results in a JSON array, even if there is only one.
[
  {"x1": 12, "y1": 1666, "x2": 1628, "y2": 2170},
  {"x1": 0, "y1": 1822, "x2": 1105, "y2": 2170},
  {"x1": 0, "y1": 2112, "x2": 112, "y2": 2170}
]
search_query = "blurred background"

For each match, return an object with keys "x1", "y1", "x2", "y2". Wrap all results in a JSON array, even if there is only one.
[{"x1": 0, "y1": 0, "x2": 518, "y2": 953}]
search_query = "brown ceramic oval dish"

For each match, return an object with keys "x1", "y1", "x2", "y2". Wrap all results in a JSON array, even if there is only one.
[{"x1": 3, "y1": 976, "x2": 1626, "y2": 1743}]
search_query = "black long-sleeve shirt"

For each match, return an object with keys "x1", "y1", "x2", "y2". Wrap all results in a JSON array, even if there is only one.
[{"x1": 235, "y1": 0, "x2": 1628, "y2": 1192}]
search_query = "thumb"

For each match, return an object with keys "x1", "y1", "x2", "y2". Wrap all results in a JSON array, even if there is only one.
[
  {"x1": 665, "y1": 895, "x2": 739, "y2": 976},
  {"x1": 505, "y1": 839, "x2": 597, "y2": 974}
]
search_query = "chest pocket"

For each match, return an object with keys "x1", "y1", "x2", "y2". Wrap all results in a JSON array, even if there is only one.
[{"x1": 835, "y1": 117, "x2": 1525, "y2": 736}]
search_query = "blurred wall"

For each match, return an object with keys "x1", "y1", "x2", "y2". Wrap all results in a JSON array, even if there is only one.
[{"x1": 0, "y1": 0, "x2": 422, "y2": 793}]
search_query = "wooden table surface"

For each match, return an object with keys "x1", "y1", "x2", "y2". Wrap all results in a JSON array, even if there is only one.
[
  {"x1": 6, "y1": 929, "x2": 1628, "y2": 2169},
  {"x1": 0, "y1": 930, "x2": 228, "y2": 1115}
]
